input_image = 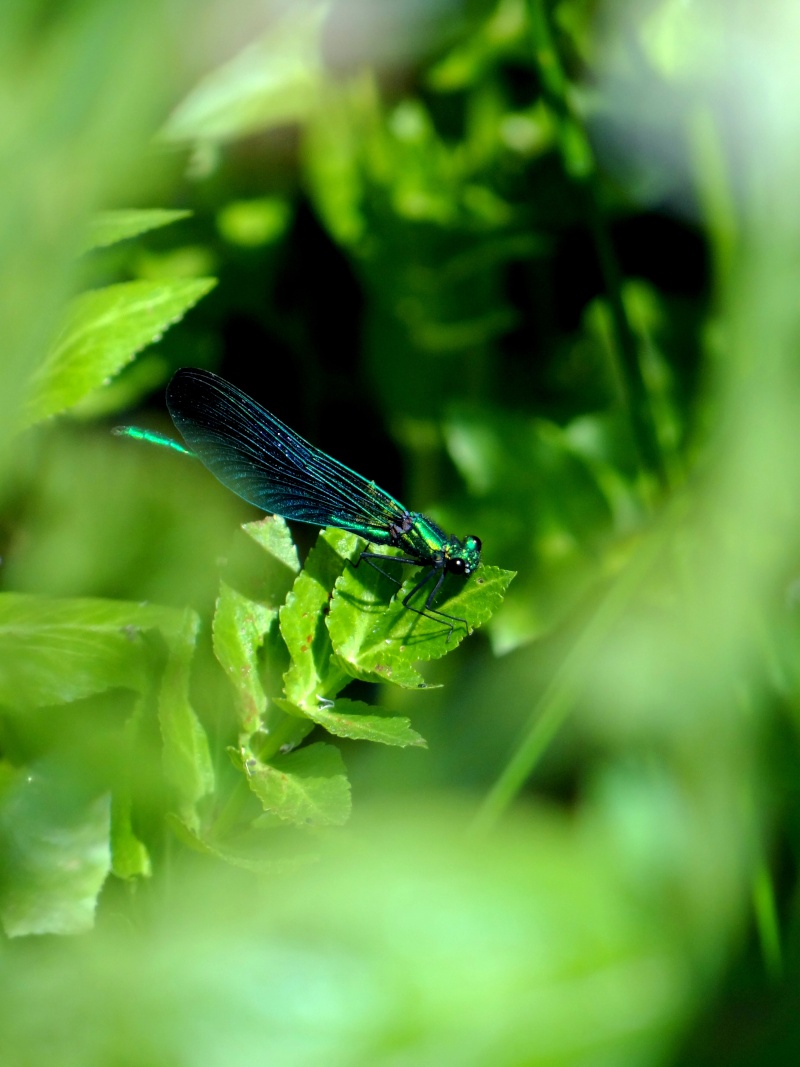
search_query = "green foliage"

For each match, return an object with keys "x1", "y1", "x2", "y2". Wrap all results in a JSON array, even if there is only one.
[
  {"x1": 0, "y1": 494, "x2": 508, "y2": 931},
  {"x1": 0, "y1": 803, "x2": 697, "y2": 1062},
  {"x1": 160, "y1": 4, "x2": 326, "y2": 143},
  {"x1": 24, "y1": 278, "x2": 216, "y2": 425},
  {"x1": 81, "y1": 208, "x2": 193, "y2": 252},
  {"x1": 3, "y1": 0, "x2": 800, "y2": 1063},
  {"x1": 240, "y1": 741, "x2": 352, "y2": 828},
  {"x1": 0, "y1": 594, "x2": 192, "y2": 711},
  {"x1": 0, "y1": 777, "x2": 111, "y2": 938},
  {"x1": 288, "y1": 696, "x2": 426, "y2": 748},
  {"x1": 0, "y1": 594, "x2": 210, "y2": 929}
]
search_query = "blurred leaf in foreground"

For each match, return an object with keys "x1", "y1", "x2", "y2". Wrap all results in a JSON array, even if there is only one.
[
  {"x1": 0, "y1": 800, "x2": 699, "y2": 1065},
  {"x1": 0, "y1": 769, "x2": 110, "y2": 938},
  {"x1": 0, "y1": 594, "x2": 212, "y2": 934},
  {"x1": 81, "y1": 208, "x2": 192, "y2": 252}
]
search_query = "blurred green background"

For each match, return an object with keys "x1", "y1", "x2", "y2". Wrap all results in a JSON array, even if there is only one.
[{"x1": 3, "y1": 0, "x2": 800, "y2": 1063}]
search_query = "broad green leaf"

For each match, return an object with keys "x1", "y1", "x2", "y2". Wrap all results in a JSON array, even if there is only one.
[
  {"x1": 244, "y1": 742, "x2": 351, "y2": 827},
  {"x1": 162, "y1": 5, "x2": 326, "y2": 143},
  {"x1": 280, "y1": 529, "x2": 352, "y2": 706},
  {"x1": 0, "y1": 593, "x2": 187, "y2": 710},
  {"x1": 216, "y1": 517, "x2": 299, "y2": 735},
  {"x1": 24, "y1": 277, "x2": 216, "y2": 425},
  {"x1": 277, "y1": 697, "x2": 426, "y2": 748},
  {"x1": 377, "y1": 563, "x2": 514, "y2": 663},
  {"x1": 213, "y1": 581, "x2": 273, "y2": 733},
  {"x1": 328, "y1": 555, "x2": 513, "y2": 678},
  {"x1": 158, "y1": 608, "x2": 214, "y2": 819},
  {"x1": 0, "y1": 2, "x2": 189, "y2": 473},
  {"x1": 0, "y1": 769, "x2": 110, "y2": 937},
  {"x1": 82, "y1": 208, "x2": 191, "y2": 252}
]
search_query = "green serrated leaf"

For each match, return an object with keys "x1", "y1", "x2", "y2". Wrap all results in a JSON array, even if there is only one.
[
  {"x1": 213, "y1": 581, "x2": 274, "y2": 733},
  {"x1": 220, "y1": 520, "x2": 299, "y2": 647},
  {"x1": 277, "y1": 697, "x2": 426, "y2": 748},
  {"x1": 386, "y1": 563, "x2": 516, "y2": 662},
  {"x1": 280, "y1": 529, "x2": 352, "y2": 706},
  {"x1": 0, "y1": 771, "x2": 111, "y2": 937},
  {"x1": 69, "y1": 352, "x2": 171, "y2": 420},
  {"x1": 24, "y1": 276, "x2": 216, "y2": 426},
  {"x1": 245, "y1": 742, "x2": 351, "y2": 827},
  {"x1": 324, "y1": 552, "x2": 428, "y2": 688},
  {"x1": 0, "y1": 593, "x2": 185, "y2": 710},
  {"x1": 328, "y1": 562, "x2": 515, "y2": 676},
  {"x1": 82, "y1": 208, "x2": 192, "y2": 252},
  {"x1": 243, "y1": 515, "x2": 301, "y2": 575},
  {"x1": 158, "y1": 608, "x2": 214, "y2": 819}
]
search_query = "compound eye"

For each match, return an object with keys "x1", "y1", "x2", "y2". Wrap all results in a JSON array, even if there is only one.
[
  {"x1": 469, "y1": 536, "x2": 482, "y2": 553},
  {"x1": 450, "y1": 558, "x2": 466, "y2": 575}
]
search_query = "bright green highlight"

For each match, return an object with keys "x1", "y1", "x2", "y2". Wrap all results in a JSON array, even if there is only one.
[
  {"x1": 217, "y1": 198, "x2": 291, "y2": 247},
  {"x1": 112, "y1": 424, "x2": 193, "y2": 456}
]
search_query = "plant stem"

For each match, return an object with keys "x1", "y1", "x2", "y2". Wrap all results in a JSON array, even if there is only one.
[
  {"x1": 473, "y1": 502, "x2": 679, "y2": 832},
  {"x1": 527, "y1": 0, "x2": 668, "y2": 491}
]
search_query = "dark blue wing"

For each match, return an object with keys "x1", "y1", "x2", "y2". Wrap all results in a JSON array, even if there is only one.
[{"x1": 166, "y1": 368, "x2": 405, "y2": 544}]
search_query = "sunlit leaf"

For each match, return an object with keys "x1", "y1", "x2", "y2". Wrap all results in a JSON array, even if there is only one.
[
  {"x1": 328, "y1": 555, "x2": 514, "y2": 674},
  {"x1": 24, "y1": 277, "x2": 216, "y2": 425},
  {"x1": 243, "y1": 516, "x2": 301, "y2": 581},
  {"x1": 213, "y1": 582, "x2": 273, "y2": 733},
  {"x1": 278, "y1": 697, "x2": 426, "y2": 748},
  {"x1": 217, "y1": 198, "x2": 292, "y2": 247},
  {"x1": 244, "y1": 742, "x2": 351, "y2": 827},
  {"x1": 280, "y1": 529, "x2": 351, "y2": 706}
]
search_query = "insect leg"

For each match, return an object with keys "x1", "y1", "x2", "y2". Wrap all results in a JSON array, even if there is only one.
[
  {"x1": 402, "y1": 565, "x2": 468, "y2": 642},
  {"x1": 352, "y1": 549, "x2": 421, "y2": 589},
  {"x1": 353, "y1": 551, "x2": 468, "y2": 641}
]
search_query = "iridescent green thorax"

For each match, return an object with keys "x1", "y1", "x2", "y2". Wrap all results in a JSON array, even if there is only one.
[{"x1": 396, "y1": 513, "x2": 482, "y2": 575}]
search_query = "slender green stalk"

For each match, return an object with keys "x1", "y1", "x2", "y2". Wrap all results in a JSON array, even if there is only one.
[
  {"x1": 752, "y1": 860, "x2": 782, "y2": 981},
  {"x1": 527, "y1": 0, "x2": 668, "y2": 491},
  {"x1": 474, "y1": 503, "x2": 680, "y2": 832}
]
